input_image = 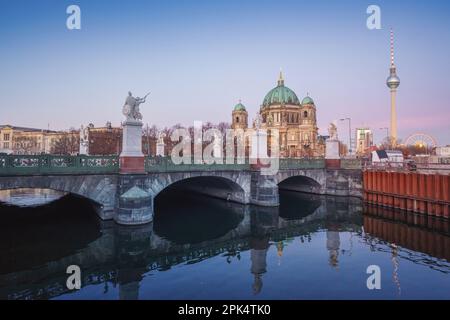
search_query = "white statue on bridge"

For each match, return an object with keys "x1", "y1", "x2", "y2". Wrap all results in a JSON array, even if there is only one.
[
  {"x1": 328, "y1": 122, "x2": 338, "y2": 141},
  {"x1": 156, "y1": 131, "x2": 166, "y2": 157},
  {"x1": 122, "y1": 91, "x2": 150, "y2": 122},
  {"x1": 79, "y1": 125, "x2": 89, "y2": 155}
]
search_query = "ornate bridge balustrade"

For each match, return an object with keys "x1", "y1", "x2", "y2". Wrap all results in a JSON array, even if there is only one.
[
  {"x1": 340, "y1": 158, "x2": 363, "y2": 170},
  {"x1": 0, "y1": 155, "x2": 119, "y2": 176},
  {"x1": 145, "y1": 156, "x2": 251, "y2": 173},
  {"x1": 279, "y1": 158, "x2": 326, "y2": 170},
  {"x1": 0, "y1": 155, "x2": 362, "y2": 176}
]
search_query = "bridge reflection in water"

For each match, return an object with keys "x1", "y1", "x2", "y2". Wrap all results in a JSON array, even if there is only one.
[{"x1": 0, "y1": 190, "x2": 449, "y2": 300}]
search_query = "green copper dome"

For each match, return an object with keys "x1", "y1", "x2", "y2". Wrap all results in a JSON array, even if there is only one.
[
  {"x1": 262, "y1": 73, "x2": 300, "y2": 107},
  {"x1": 234, "y1": 102, "x2": 246, "y2": 111},
  {"x1": 301, "y1": 96, "x2": 314, "y2": 105}
]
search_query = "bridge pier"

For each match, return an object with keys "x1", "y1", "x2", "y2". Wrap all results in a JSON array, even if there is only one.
[
  {"x1": 250, "y1": 172, "x2": 279, "y2": 206},
  {"x1": 114, "y1": 175, "x2": 153, "y2": 225}
]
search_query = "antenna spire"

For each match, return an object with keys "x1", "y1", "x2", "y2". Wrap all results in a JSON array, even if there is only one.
[{"x1": 390, "y1": 28, "x2": 395, "y2": 67}]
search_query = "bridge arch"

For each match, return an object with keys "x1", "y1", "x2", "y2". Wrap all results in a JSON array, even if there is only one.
[
  {"x1": 0, "y1": 175, "x2": 118, "y2": 212},
  {"x1": 147, "y1": 171, "x2": 251, "y2": 205},
  {"x1": 276, "y1": 169, "x2": 326, "y2": 195}
]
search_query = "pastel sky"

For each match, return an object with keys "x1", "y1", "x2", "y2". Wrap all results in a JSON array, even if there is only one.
[{"x1": 1, "y1": 0, "x2": 449, "y2": 145}]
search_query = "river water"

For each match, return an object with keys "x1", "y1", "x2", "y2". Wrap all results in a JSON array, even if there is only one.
[{"x1": 0, "y1": 188, "x2": 449, "y2": 300}]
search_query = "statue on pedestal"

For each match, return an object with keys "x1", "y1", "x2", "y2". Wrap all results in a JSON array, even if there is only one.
[
  {"x1": 325, "y1": 121, "x2": 340, "y2": 160},
  {"x1": 157, "y1": 132, "x2": 166, "y2": 145},
  {"x1": 79, "y1": 125, "x2": 89, "y2": 155},
  {"x1": 328, "y1": 122, "x2": 338, "y2": 140},
  {"x1": 156, "y1": 132, "x2": 166, "y2": 157},
  {"x1": 120, "y1": 91, "x2": 150, "y2": 170},
  {"x1": 122, "y1": 91, "x2": 150, "y2": 122}
]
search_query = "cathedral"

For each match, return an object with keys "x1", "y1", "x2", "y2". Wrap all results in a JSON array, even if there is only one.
[{"x1": 231, "y1": 72, "x2": 325, "y2": 158}]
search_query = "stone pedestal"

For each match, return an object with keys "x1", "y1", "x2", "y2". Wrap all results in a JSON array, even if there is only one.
[
  {"x1": 325, "y1": 139, "x2": 340, "y2": 169},
  {"x1": 120, "y1": 120, "x2": 145, "y2": 174},
  {"x1": 251, "y1": 130, "x2": 268, "y2": 159},
  {"x1": 325, "y1": 139, "x2": 340, "y2": 160},
  {"x1": 79, "y1": 143, "x2": 88, "y2": 155},
  {"x1": 156, "y1": 143, "x2": 165, "y2": 157}
]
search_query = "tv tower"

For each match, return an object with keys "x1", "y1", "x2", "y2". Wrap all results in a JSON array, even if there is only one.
[{"x1": 386, "y1": 28, "x2": 400, "y2": 146}]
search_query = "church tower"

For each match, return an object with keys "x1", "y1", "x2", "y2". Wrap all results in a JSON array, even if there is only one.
[{"x1": 231, "y1": 100, "x2": 248, "y2": 129}]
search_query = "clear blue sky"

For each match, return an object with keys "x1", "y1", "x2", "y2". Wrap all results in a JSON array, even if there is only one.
[{"x1": 1, "y1": 0, "x2": 449, "y2": 145}]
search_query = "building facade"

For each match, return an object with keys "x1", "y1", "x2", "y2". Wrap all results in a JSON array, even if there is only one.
[
  {"x1": 231, "y1": 72, "x2": 325, "y2": 158},
  {"x1": 0, "y1": 125, "x2": 57, "y2": 154},
  {"x1": 87, "y1": 123, "x2": 123, "y2": 155},
  {"x1": 1, "y1": 124, "x2": 117, "y2": 155},
  {"x1": 355, "y1": 128, "x2": 373, "y2": 156},
  {"x1": 1, "y1": 123, "x2": 150, "y2": 156}
]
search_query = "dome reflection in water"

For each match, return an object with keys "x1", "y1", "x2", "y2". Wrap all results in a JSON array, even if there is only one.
[{"x1": 0, "y1": 188, "x2": 449, "y2": 300}]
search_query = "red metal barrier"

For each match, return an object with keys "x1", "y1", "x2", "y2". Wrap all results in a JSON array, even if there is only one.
[{"x1": 363, "y1": 169, "x2": 450, "y2": 219}]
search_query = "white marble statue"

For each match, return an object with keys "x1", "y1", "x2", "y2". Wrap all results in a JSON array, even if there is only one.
[
  {"x1": 122, "y1": 91, "x2": 150, "y2": 122},
  {"x1": 79, "y1": 124, "x2": 89, "y2": 155},
  {"x1": 325, "y1": 121, "x2": 340, "y2": 159},
  {"x1": 157, "y1": 131, "x2": 166, "y2": 145},
  {"x1": 328, "y1": 122, "x2": 338, "y2": 140},
  {"x1": 156, "y1": 131, "x2": 166, "y2": 157}
]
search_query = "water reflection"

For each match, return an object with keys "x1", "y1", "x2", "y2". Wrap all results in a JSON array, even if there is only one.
[
  {"x1": 154, "y1": 190, "x2": 245, "y2": 244},
  {"x1": 363, "y1": 205, "x2": 450, "y2": 270},
  {"x1": 0, "y1": 189, "x2": 449, "y2": 300}
]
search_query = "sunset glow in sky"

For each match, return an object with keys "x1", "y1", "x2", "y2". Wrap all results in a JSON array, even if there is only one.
[{"x1": 1, "y1": 0, "x2": 450, "y2": 145}]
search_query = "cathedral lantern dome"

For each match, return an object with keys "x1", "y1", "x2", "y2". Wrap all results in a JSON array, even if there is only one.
[
  {"x1": 301, "y1": 96, "x2": 315, "y2": 105},
  {"x1": 234, "y1": 102, "x2": 247, "y2": 111},
  {"x1": 262, "y1": 71, "x2": 301, "y2": 108}
]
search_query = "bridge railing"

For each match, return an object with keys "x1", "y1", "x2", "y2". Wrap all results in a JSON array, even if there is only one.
[
  {"x1": 145, "y1": 156, "x2": 251, "y2": 172},
  {"x1": 146, "y1": 157, "x2": 329, "y2": 172},
  {"x1": 279, "y1": 158, "x2": 326, "y2": 170},
  {"x1": 0, "y1": 155, "x2": 119, "y2": 176},
  {"x1": 340, "y1": 158, "x2": 363, "y2": 170}
]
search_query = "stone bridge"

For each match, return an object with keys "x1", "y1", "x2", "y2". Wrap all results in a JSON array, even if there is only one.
[
  {"x1": 0, "y1": 155, "x2": 362, "y2": 225},
  {"x1": 0, "y1": 196, "x2": 363, "y2": 300}
]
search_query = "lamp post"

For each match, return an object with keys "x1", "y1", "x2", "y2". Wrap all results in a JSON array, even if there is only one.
[{"x1": 340, "y1": 118, "x2": 352, "y2": 155}]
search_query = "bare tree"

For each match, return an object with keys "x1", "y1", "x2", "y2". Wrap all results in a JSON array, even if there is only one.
[
  {"x1": 13, "y1": 136, "x2": 39, "y2": 154},
  {"x1": 52, "y1": 134, "x2": 79, "y2": 155}
]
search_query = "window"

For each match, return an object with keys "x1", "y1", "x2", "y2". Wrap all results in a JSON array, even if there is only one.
[
  {"x1": 3, "y1": 133, "x2": 10, "y2": 141},
  {"x1": 3, "y1": 142, "x2": 9, "y2": 149},
  {"x1": 303, "y1": 111, "x2": 308, "y2": 118},
  {"x1": 236, "y1": 117, "x2": 239, "y2": 123}
]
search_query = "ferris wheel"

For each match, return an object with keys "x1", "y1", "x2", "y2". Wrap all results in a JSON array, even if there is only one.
[{"x1": 404, "y1": 133, "x2": 437, "y2": 149}]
